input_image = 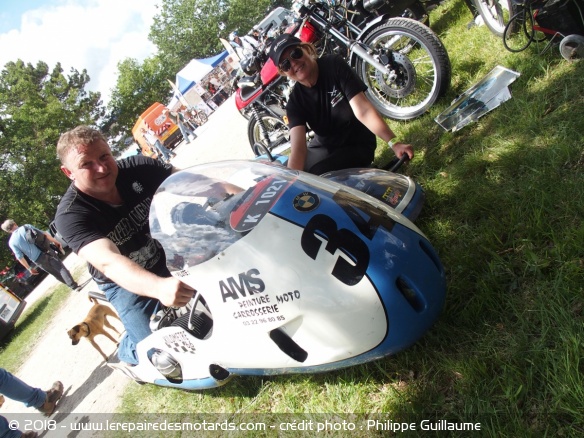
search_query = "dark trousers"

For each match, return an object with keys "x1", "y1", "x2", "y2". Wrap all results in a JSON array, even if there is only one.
[
  {"x1": 304, "y1": 137, "x2": 376, "y2": 175},
  {"x1": 34, "y1": 252, "x2": 77, "y2": 288}
]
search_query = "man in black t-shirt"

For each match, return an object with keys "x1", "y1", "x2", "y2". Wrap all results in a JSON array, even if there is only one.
[
  {"x1": 55, "y1": 126, "x2": 195, "y2": 368},
  {"x1": 269, "y1": 34, "x2": 414, "y2": 175}
]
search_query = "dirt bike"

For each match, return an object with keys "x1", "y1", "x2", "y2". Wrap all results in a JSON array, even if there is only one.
[
  {"x1": 102, "y1": 159, "x2": 446, "y2": 390},
  {"x1": 236, "y1": 0, "x2": 451, "y2": 156}
]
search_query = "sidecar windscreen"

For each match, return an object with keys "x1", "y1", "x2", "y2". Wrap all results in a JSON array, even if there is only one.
[{"x1": 150, "y1": 161, "x2": 298, "y2": 271}]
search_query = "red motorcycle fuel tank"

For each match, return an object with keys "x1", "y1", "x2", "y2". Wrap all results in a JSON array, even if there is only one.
[
  {"x1": 297, "y1": 21, "x2": 318, "y2": 43},
  {"x1": 235, "y1": 59, "x2": 279, "y2": 111},
  {"x1": 260, "y1": 59, "x2": 280, "y2": 86}
]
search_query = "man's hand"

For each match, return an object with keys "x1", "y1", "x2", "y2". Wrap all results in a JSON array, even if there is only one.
[
  {"x1": 29, "y1": 268, "x2": 40, "y2": 275},
  {"x1": 154, "y1": 277, "x2": 196, "y2": 307}
]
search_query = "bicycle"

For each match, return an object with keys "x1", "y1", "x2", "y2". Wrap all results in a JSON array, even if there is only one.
[{"x1": 502, "y1": 0, "x2": 584, "y2": 54}]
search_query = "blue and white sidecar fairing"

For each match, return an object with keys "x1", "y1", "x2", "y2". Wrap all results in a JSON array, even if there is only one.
[{"x1": 131, "y1": 161, "x2": 445, "y2": 389}]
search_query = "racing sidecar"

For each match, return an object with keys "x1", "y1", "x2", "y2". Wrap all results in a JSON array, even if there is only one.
[{"x1": 126, "y1": 160, "x2": 446, "y2": 389}]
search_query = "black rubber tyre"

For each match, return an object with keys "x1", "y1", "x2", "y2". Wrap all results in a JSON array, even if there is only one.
[
  {"x1": 247, "y1": 110, "x2": 289, "y2": 155},
  {"x1": 502, "y1": 9, "x2": 544, "y2": 52},
  {"x1": 355, "y1": 18, "x2": 451, "y2": 120},
  {"x1": 472, "y1": 0, "x2": 517, "y2": 37}
]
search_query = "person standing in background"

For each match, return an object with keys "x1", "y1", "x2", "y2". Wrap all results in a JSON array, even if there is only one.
[{"x1": 1, "y1": 219, "x2": 81, "y2": 291}]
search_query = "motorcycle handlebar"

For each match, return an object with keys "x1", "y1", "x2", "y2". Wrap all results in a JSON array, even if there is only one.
[{"x1": 386, "y1": 154, "x2": 410, "y2": 173}]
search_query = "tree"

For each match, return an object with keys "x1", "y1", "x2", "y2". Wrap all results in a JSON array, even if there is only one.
[
  {"x1": 225, "y1": 0, "x2": 290, "y2": 37},
  {"x1": 0, "y1": 60, "x2": 103, "y2": 264},
  {"x1": 105, "y1": 56, "x2": 173, "y2": 141},
  {"x1": 148, "y1": 0, "x2": 288, "y2": 72},
  {"x1": 149, "y1": 0, "x2": 227, "y2": 74},
  {"x1": 105, "y1": 0, "x2": 292, "y2": 153}
]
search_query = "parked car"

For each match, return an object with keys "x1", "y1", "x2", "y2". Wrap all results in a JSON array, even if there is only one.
[{"x1": 49, "y1": 221, "x2": 69, "y2": 251}]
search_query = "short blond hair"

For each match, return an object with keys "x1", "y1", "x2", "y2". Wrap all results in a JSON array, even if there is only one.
[{"x1": 56, "y1": 125, "x2": 108, "y2": 164}]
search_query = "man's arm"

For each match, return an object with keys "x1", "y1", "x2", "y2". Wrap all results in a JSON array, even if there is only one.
[
  {"x1": 43, "y1": 231, "x2": 63, "y2": 252},
  {"x1": 78, "y1": 238, "x2": 195, "y2": 307},
  {"x1": 17, "y1": 257, "x2": 39, "y2": 275}
]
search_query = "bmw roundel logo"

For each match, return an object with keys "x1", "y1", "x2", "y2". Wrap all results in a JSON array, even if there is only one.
[{"x1": 293, "y1": 192, "x2": 320, "y2": 212}]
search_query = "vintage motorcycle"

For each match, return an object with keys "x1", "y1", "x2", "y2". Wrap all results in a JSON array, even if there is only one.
[
  {"x1": 106, "y1": 160, "x2": 446, "y2": 390},
  {"x1": 235, "y1": 0, "x2": 451, "y2": 155}
]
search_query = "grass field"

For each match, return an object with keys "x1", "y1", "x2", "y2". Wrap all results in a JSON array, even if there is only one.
[{"x1": 118, "y1": 1, "x2": 584, "y2": 435}]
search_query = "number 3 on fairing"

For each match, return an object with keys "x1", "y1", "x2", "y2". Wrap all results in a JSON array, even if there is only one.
[{"x1": 300, "y1": 190, "x2": 394, "y2": 286}]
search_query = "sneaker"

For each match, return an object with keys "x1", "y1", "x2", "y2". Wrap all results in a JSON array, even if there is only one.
[
  {"x1": 71, "y1": 284, "x2": 83, "y2": 292},
  {"x1": 37, "y1": 381, "x2": 63, "y2": 416}
]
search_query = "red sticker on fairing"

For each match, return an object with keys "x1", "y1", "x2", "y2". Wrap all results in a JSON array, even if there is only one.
[{"x1": 230, "y1": 176, "x2": 293, "y2": 232}]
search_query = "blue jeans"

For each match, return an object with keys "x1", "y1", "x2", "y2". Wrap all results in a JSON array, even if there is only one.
[
  {"x1": 0, "y1": 368, "x2": 46, "y2": 438},
  {"x1": 98, "y1": 282, "x2": 160, "y2": 365},
  {"x1": 154, "y1": 140, "x2": 173, "y2": 162},
  {"x1": 178, "y1": 121, "x2": 196, "y2": 143}
]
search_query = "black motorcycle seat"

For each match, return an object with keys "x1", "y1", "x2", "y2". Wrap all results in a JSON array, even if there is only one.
[{"x1": 240, "y1": 84, "x2": 262, "y2": 101}]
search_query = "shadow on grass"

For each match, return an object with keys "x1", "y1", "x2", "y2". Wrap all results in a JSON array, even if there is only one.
[{"x1": 119, "y1": 21, "x2": 583, "y2": 430}]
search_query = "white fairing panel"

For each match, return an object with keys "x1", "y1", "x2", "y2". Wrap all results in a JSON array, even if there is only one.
[{"x1": 167, "y1": 213, "x2": 386, "y2": 370}]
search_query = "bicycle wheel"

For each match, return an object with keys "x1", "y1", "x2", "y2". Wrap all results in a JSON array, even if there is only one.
[
  {"x1": 194, "y1": 111, "x2": 208, "y2": 125},
  {"x1": 472, "y1": 0, "x2": 517, "y2": 37},
  {"x1": 503, "y1": 9, "x2": 536, "y2": 52}
]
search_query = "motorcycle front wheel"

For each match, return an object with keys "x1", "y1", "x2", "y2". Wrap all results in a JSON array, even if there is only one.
[
  {"x1": 472, "y1": 0, "x2": 517, "y2": 37},
  {"x1": 356, "y1": 18, "x2": 451, "y2": 120},
  {"x1": 248, "y1": 111, "x2": 289, "y2": 155}
]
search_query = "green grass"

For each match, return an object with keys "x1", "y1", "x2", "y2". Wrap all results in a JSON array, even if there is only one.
[
  {"x1": 0, "y1": 265, "x2": 87, "y2": 370},
  {"x1": 117, "y1": 2, "x2": 584, "y2": 434},
  {"x1": 5, "y1": 2, "x2": 584, "y2": 436}
]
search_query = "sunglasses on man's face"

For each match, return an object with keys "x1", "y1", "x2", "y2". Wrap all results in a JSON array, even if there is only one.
[{"x1": 279, "y1": 47, "x2": 304, "y2": 72}]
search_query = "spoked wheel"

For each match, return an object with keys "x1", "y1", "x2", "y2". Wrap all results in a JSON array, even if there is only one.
[
  {"x1": 248, "y1": 111, "x2": 289, "y2": 156},
  {"x1": 356, "y1": 18, "x2": 451, "y2": 120},
  {"x1": 193, "y1": 111, "x2": 208, "y2": 125},
  {"x1": 472, "y1": 0, "x2": 517, "y2": 37}
]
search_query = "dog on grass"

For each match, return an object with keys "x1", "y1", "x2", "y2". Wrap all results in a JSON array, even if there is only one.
[{"x1": 67, "y1": 297, "x2": 121, "y2": 361}]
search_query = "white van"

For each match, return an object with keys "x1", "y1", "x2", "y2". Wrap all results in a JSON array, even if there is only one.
[{"x1": 255, "y1": 7, "x2": 295, "y2": 37}]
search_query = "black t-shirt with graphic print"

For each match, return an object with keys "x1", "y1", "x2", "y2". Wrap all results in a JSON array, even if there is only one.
[
  {"x1": 286, "y1": 55, "x2": 375, "y2": 151},
  {"x1": 55, "y1": 155, "x2": 173, "y2": 284}
]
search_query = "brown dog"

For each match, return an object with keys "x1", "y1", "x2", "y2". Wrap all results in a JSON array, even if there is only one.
[{"x1": 67, "y1": 297, "x2": 121, "y2": 361}]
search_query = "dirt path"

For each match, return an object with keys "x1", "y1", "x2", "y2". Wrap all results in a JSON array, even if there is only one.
[{"x1": 2, "y1": 96, "x2": 254, "y2": 428}]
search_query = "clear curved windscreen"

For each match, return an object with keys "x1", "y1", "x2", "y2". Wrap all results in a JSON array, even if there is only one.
[{"x1": 150, "y1": 161, "x2": 299, "y2": 272}]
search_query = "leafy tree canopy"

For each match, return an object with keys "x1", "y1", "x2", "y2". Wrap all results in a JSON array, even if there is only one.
[
  {"x1": 106, "y1": 0, "x2": 291, "y2": 139},
  {"x1": 0, "y1": 60, "x2": 103, "y2": 265},
  {"x1": 105, "y1": 56, "x2": 173, "y2": 141}
]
